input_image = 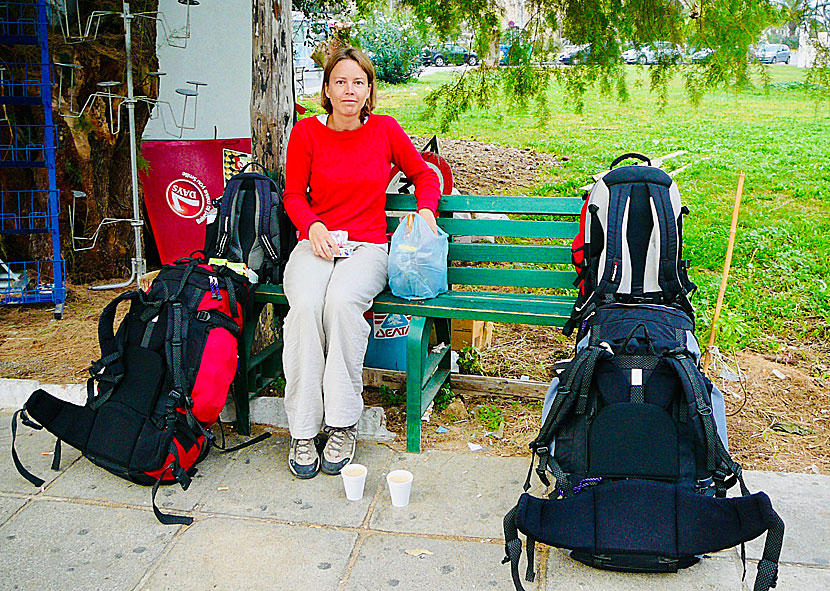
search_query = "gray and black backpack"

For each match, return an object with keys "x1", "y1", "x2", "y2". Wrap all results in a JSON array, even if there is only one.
[
  {"x1": 566, "y1": 153, "x2": 696, "y2": 335},
  {"x1": 204, "y1": 163, "x2": 296, "y2": 284}
]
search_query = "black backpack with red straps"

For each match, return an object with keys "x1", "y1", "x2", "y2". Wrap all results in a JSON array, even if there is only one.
[{"x1": 11, "y1": 256, "x2": 268, "y2": 524}]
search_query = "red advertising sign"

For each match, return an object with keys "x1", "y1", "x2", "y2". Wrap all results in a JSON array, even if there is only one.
[{"x1": 140, "y1": 138, "x2": 252, "y2": 264}]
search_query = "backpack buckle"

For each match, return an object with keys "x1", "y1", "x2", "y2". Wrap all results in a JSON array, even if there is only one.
[
  {"x1": 196, "y1": 310, "x2": 210, "y2": 322},
  {"x1": 20, "y1": 409, "x2": 43, "y2": 431}
]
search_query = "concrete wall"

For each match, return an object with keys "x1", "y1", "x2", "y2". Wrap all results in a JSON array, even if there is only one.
[{"x1": 143, "y1": 0, "x2": 252, "y2": 141}]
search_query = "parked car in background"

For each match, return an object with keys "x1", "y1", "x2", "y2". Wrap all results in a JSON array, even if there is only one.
[
  {"x1": 689, "y1": 47, "x2": 715, "y2": 63},
  {"x1": 558, "y1": 44, "x2": 591, "y2": 65},
  {"x1": 621, "y1": 45, "x2": 641, "y2": 64},
  {"x1": 421, "y1": 43, "x2": 478, "y2": 66},
  {"x1": 754, "y1": 43, "x2": 791, "y2": 64},
  {"x1": 500, "y1": 27, "x2": 531, "y2": 66},
  {"x1": 623, "y1": 42, "x2": 684, "y2": 65}
]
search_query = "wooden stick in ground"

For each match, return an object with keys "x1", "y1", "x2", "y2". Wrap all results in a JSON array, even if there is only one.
[{"x1": 703, "y1": 171, "x2": 746, "y2": 374}]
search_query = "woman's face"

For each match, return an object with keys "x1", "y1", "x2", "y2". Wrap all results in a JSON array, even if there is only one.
[{"x1": 325, "y1": 59, "x2": 370, "y2": 119}]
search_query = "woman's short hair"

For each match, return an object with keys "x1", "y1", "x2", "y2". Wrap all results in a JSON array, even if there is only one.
[{"x1": 321, "y1": 47, "x2": 377, "y2": 120}]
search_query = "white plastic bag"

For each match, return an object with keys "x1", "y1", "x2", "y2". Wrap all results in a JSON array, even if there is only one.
[{"x1": 388, "y1": 213, "x2": 448, "y2": 300}]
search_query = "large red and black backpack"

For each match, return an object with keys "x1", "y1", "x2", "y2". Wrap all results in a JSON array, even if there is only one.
[
  {"x1": 11, "y1": 256, "x2": 266, "y2": 524},
  {"x1": 566, "y1": 153, "x2": 696, "y2": 335}
]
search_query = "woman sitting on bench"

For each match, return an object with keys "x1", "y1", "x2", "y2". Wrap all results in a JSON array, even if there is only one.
[{"x1": 282, "y1": 47, "x2": 440, "y2": 479}]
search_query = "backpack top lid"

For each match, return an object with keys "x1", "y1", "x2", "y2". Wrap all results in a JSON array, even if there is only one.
[{"x1": 601, "y1": 163, "x2": 674, "y2": 188}]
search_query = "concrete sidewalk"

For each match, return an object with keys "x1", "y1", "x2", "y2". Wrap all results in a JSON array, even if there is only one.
[{"x1": 1, "y1": 410, "x2": 828, "y2": 591}]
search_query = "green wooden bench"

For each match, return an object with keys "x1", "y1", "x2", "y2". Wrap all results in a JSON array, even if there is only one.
[{"x1": 233, "y1": 192, "x2": 583, "y2": 452}]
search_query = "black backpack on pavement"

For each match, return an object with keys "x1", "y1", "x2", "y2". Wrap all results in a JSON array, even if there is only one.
[
  {"x1": 503, "y1": 303, "x2": 784, "y2": 591},
  {"x1": 11, "y1": 256, "x2": 268, "y2": 525},
  {"x1": 204, "y1": 163, "x2": 296, "y2": 284}
]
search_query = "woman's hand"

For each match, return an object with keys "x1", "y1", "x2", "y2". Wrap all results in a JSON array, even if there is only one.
[
  {"x1": 308, "y1": 221, "x2": 340, "y2": 260},
  {"x1": 418, "y1": 208, "x2": 439, "y2": 236}
]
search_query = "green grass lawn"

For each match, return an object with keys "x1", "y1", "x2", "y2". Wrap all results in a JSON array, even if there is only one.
[{"x1": 373, "y1": 66, "x2": 830, "y2": 355}]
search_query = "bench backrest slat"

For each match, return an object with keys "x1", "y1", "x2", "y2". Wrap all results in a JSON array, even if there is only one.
[
  {"x1": 438, "y1": 218, "x2": 580, "y2": 240},
  {"x1": 385, "y1": 193, "x2": 583, "y2": 215},
  {"x1": 448, "y1": 267, "x2": 576, "y2": 290},
  {"x1": 385, "y1": 217, "x2": 579, "y2": 241},
  {"x1": 449, "y1": 243, "x2": 572, "y2": 265}
]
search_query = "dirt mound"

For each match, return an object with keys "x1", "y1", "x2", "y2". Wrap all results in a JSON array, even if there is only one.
[{"x1": 410, "y1": 136, "x2": 562, "y2": 195}]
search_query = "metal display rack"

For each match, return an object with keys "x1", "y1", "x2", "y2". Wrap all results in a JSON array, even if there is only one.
[{"x1": 0, "y1": 0, "x2": 65, "y2": 318}]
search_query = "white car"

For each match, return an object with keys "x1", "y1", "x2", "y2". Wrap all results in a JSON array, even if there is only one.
[
  {"x1": 623, "y1": 42, "x2": 684, "y2": 65},
  {"x1": 755, "y1": 44, "x2": 791, "y2": 64}
]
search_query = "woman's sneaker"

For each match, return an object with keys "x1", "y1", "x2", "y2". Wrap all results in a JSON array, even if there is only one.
[
  {"x1": 321, "y1": 425, "x2": 357, "y2": 475},
  {"x1": 288, "y1": 437, "x2": 320, "y2": 479}
]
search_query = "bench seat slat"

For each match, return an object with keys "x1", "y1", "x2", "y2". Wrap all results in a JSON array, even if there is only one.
[
  {"x1": 252, "y1": 286, "x2": 574, "y2": 325},
  {"x1": 448, "y1": 267, "x2": 575, "y2": 289},
  {"x1": 371, "y1": 292, "x2": 573, "y2": 325},
  {"x1": 444, "y1": 290, "x2": 574, "y2": 304},
  {"x1": 449, "y1": 243, "x2": 572, "y2": 265}
]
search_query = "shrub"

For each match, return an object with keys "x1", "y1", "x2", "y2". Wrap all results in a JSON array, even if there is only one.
[
  {"x1": 476, "y1": 403, "x2": 504, "y2": 431},
  {"x1": 355, "y1": 13, "x2": 425, "y2": 84},
  {"x1": 457, "y1": 346, "x2": 483, "y2": 374}
]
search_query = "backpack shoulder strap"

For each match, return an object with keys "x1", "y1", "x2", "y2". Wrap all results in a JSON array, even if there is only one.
[
  {"x1": 567, "y1": 182, "x2": 631, "y2": 331},
  {"x1": 96, "y1": 290, "x2": 142, "y2": 362},
  {"x1": 594, "y1": 182, "x2": 631, "y2": 298},
  {"x1": 87, "y1": 290, "x2": 145, "y2": 409},
  {"x1": 527, "y1": 344, "x2": 611, "y2": 494},
  {"x1": 214, "y1": 176, "x2": 246, "y2": 257},
  {"x1": 664, "y1": 353, "x2": 748, "y2": 491},
  {"x1": 646, "y1": 182, "x2": 684, "y2": 300},
  {"x1": 253, "y1": 176, "x2": 281, "y2": 264}
]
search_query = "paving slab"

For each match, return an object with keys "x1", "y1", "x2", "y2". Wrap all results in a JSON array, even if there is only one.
[
  {"x1": 137, "y1": 516, "x2": 357, "y2": 591},
  {"x1": 544, "y1": 547, "x2": 743, "y2": 590},
  {"x1": 740, "y1": 470, "x2": 830, "y2": 566},
  {"x1": 0, "y1": 410, "x2": 81, "y2": 494},
  {"x1": 46, "y1": 449, "x2": 231, "y2": 513},
  {"x1": 0, "y1": 500, "x2": 178, "y2": 591},
  {"x1": 369, "y1": 450, "x2": 528, "y2": 539},
  {"x1": 344, "y1": 532, "x2": 510, "y2": 591},
  {"x1": 0, "y1": 496, "x2": 27, "y2": 527},
  {"x1": 199, "y1": 435, "x2": 393, "y2": 527},
  {"x1": 769, "y1": 563, "x2": 830, "y2": 590}
]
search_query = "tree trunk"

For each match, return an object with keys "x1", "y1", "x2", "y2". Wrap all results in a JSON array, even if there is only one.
[{"x1": 251, "y1": 0, "x2": 295, "y2": 183}]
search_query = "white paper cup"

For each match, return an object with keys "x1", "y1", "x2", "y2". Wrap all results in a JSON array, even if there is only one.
[
  {"x1": 386, "y1": 469, "x2": 414, "y2": 507},
  {"x1": 341, "y1": 463, "x2": 368, "y2": 502}
]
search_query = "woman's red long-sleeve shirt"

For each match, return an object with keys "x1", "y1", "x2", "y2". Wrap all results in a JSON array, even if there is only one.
[{"x1": 283, "y1": 114, "x2": 441, "y2": 244}]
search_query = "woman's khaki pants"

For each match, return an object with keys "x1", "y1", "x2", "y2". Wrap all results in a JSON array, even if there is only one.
[{"x1": 282, "y1": 240, "x2": 388, "y2": 440}]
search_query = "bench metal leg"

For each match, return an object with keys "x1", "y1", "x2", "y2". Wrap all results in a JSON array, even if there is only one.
[
  {"x1": 234, "y1": 302, "x2": 261, "y2": 436},
  {"x1": 234, "y1": 301, "x2": 285, "y2": 436},
  {"x1": 405, "y1": 316, "x2": 452, "y2": 453}
]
